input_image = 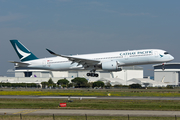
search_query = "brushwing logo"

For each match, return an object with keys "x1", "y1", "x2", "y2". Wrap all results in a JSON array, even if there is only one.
[
  {"x1": 15, "y1": 44, "x2": 31, "y2": 60},
  {"x1": 159, "y1": 54, "x2": 163, "y2": 58}
]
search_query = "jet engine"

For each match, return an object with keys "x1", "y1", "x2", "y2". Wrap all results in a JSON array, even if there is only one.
[{"x1": 101, "y1": 61, "x2": 122, "y2": 71}]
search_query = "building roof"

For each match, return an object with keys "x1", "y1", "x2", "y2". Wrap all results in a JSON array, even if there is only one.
[
  {"x1": 128, "y1": 78, "x2": 167, "y2": 87},
  {"x1": 153, "y1": 63, "x2": 180, "y2": 70}
]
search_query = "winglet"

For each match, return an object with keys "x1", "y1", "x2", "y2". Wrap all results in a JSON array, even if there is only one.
[
  {"x1": 46, "y1": 48, "x2": 62, "y2": 57},
  {"x1": 46, "y1": 49, "x2": 73, "y2": 59},
  {"x1": 46, "y1": 48, "x2": 56, "y2": 55}
]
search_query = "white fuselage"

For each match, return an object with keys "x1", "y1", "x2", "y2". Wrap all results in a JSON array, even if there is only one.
[{"x1": 18, "y1": 49, "x2": 174, "y2": 71}]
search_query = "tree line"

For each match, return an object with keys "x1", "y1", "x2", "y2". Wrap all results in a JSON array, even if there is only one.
[
  {"x1": 2, "y1": 77, "x2": 172, "y2": 89},
  {"x1": 0, "y1": 83, "x2": 40, "y2": 88},
  {"x1": 0, "y1": 77, "x2": 141, "y2": 89},
  {"x1": 41, "y1": 77, "x2": 124, "y2": 89}
]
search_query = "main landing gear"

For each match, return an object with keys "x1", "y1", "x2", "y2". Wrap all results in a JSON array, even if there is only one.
[
  {"x1": 86, "y1": 73, "x2": 99, "y2": 77},
  {"x1": 162, "y1": 63, "x2": 165, "y2": 71},
  {"x1": 86, "y1": 68, "x2": 99, "y2": 77}
]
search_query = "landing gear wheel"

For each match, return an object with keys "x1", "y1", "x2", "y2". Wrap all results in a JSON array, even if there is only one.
[
  {"x1": 87, "y1": 73, "x2": 90, "y2": 76},
  {"x1": 91, "y1": 73, "x2": 95, "y2": 77},
  {"x1": 95, "y1": 74, "x2": 98, "y2": 77},
  {"x1": 86, "y1": 73, "x2": 99, "y2": 77}
]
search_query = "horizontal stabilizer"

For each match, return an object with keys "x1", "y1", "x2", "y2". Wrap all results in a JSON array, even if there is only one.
[{"x1": 9, "y1": 61, "x2": 30, "y2": 66}]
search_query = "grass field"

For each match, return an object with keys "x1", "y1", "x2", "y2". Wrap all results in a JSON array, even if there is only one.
[
  {"x1": 0, "y1": 98, "x2": 180, "y2": 110},
  {"x1": 0, "y1": 115, "x2": 179, "y2": 120},
  {"x1": 1, "y1": 89, "x2": 180, "y2": 119},
  {"x1": 1, "y1": 88, "x2": 180, "y2": 97}
]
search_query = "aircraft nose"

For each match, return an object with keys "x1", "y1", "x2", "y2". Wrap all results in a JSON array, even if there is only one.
[{"x1": 170, "y1": 55, "x2": 174, "y2": 60}]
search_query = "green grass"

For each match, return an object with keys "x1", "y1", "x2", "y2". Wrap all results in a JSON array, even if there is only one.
[
  {"x1": 0, "y1": 115, "x2": 179, "y2": 120},
  {"x1": 1, "y1": 89, "x2": 180, "y2": 119},
  {"x1": 0, "y1": 99, "x2": 180, "y2": 111},
  {"x1": 1, "y1": 88, "x2": 180, "y2": 97}
]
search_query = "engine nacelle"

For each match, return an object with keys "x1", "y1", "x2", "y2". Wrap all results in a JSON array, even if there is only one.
[{"x1": 101, "y1": 61, "x2": 122, "y2": 71}]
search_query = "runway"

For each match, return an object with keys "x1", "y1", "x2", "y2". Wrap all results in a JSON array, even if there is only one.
[
  {"x1": 0, "y1": 109, "x2": 180, "y2": 116},
  {"x1": 0, "y1": 95, "x2": 180, "y2": 100}
]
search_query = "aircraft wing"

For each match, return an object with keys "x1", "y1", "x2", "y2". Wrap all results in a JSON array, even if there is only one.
[{"x1": 46, "y1": 49, "x2": 100, "y2": 66}]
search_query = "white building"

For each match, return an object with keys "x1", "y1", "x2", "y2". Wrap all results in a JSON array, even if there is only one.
[
  {"x1": 15, "y1": 66, "x2": 143, "y2": 79},
  {"x1": 154, "y1": 63, "x2": 180, "y2": 86},
  {"x1": 0, "y1": 66, "x2": 143, "y2": 84},
  {"x1": 128, "y1": 78, "x2": 167, "y2": 87}
]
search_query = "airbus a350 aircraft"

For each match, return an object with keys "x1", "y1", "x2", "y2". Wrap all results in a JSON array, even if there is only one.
[{"x1": 10, "y1": 40, "x2": 174, "y2": 77}]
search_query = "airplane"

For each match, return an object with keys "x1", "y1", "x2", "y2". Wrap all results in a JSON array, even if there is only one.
[{"x1": 10, "y1": 39, "x2": 174, "y2": 77}]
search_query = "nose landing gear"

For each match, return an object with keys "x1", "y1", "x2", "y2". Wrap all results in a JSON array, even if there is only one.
[{"x1": 162, "y1": 63, "x2": 165, "y2": 71}]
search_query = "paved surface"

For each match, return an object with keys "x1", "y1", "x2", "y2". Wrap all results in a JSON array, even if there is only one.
[
  {"x1": 0, "y1": 109, "x2": 180, "y2": 116},
  {"x1": 1, "y1": 95, "x2": 180, "y2": 100}
]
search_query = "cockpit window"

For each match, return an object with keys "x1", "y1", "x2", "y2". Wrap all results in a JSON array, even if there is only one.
[{"x1": 164, "y1": 52, "x2": 169, "y2": 54}]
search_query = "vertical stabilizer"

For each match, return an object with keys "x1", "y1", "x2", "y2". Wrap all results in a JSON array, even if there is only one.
[{"x1": 10, "y1": 40, "x2": 38, "y2": 62}]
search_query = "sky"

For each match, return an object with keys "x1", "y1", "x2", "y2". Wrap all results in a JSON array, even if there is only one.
[{"x1": 0, "y1": 0, "x2": 179, "y2": 77}]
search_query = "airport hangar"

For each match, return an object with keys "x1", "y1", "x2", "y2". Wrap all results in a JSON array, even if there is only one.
[
  {"x1": 1, "y1": 63, "x2": 176, "y2": 87},
  {"x1": 153, "y1": 63, "x2": 180, "y2": 86}
]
